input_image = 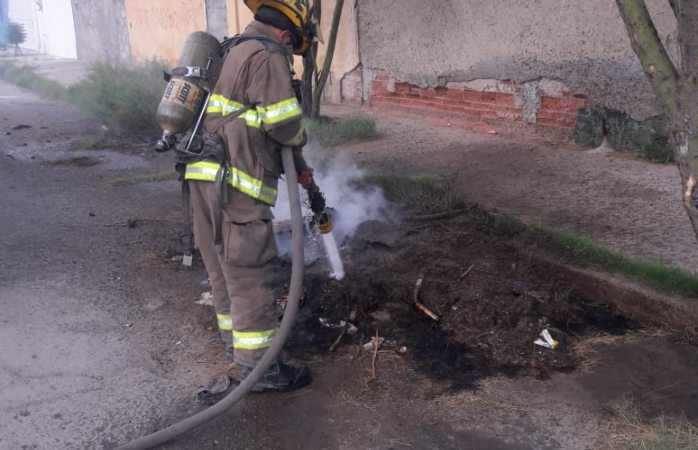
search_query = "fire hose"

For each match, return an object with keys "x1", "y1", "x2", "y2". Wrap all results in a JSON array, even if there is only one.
[{"x1": 115, "y1": 146, "x2": 304, "y2": 450}]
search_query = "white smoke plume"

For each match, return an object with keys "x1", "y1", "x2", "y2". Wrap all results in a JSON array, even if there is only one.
[{"x1": 272, "y1": 145, "x2": 388, "y2": 261}]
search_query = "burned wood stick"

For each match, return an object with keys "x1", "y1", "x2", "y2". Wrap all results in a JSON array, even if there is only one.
[
  {"x1": 413, "y1": 274, "x2": 441, "y2": 322},
  {"x1": 328, "y1": 325, "x2": 347, "y2": 352},
  {"x1": 415, "y1": 302, "x2": 440, "y2": 322},
  {"x1": 459, "y1": 264, "x2": 474, "y2": 280}
]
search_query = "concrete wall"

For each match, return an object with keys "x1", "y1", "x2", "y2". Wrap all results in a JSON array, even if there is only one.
[
  {"x1": 358, "y1": 0, "x2": 677, "y2": 121},
  {"x1": 71, "y1": 0, "x2": 130, "y2": 63},
  {"x1": 206, "y1": 0, "x2": 228, "y2": 41},
  {"x1": 35, "y1": 0, "x2": 77, "y2": 58}
]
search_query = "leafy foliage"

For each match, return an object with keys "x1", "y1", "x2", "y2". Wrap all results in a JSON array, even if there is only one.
[
  {"x1": 7, "y1": 22, "x2": 26, "y2": 46},
  {"x1": 68, "y1": 60, "x2": 167, "y2": 133}
]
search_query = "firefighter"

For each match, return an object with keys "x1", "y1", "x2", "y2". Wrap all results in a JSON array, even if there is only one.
[{"x1": 185, "y1": 0, "x2": 316, "y2": 392}]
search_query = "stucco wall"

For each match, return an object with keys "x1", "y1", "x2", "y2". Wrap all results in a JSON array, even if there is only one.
[
  {"x1": 358, "y1": 0, "x2": 677, "y2": 119},
  {"x1": 315, "y1": 0, "x2": 361, "y2": 103},
  {"x1": 124, "y1": 0, "x2": 207, "y2": 63},
  {"x1": 71, "y1": 0, "x2": 130, "y2": 63},
  {"x1": 226, "y1": 0, "x2": 253, "y2": 36}
]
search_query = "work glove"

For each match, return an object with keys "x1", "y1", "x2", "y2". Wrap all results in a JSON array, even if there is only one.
[
  {"x1": 292, "y1": 146, "x2": 315, "y2": 189},
  {"x1": 298, "y1": 167, "x2": 315, "y2": 190}
]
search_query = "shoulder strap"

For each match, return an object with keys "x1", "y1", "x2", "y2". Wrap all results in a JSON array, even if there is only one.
[
  {"x1": 209, "y1": 102, "x2": 254, "y2": 135},
  {"x1": 220, "y1": 34, "x2": 286, "y2": 58}
]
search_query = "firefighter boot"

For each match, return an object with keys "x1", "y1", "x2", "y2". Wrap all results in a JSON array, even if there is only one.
[
  {"x1": 242, "y1": 360, "x2": 311, "y2": 392},
  {"x1": 225, "y1": 343, "x2": 235, "y2": 363}
]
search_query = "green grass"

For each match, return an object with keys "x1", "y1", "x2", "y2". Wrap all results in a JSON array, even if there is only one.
[
  {"x1": 486, "y1": 212, "x2": 698, "y2": 298},
  {"x1": 306, "y1": 114, "x2": 377, "y2": 146},
  {"x1": 0, "y1": 61, "x2": 67, "y2": 101},
  {"x1": 109, "y1": 170, "x2": 178, "y2": 187},
  {"x1": 363, "y1": 173, "x2": 698, "y2": 298},
  {"x1": 608, "y1": 398, "x2": 698, "y2": 449},
  {"x1": 0, "y1": 60, "x2": 166, "y2": 135},
  {"x1": 364, "y1": 172, "x2": 467, "y2": 214}
]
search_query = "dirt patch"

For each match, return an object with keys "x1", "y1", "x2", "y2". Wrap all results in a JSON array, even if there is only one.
[
  {"x1": 47, "y1": 155, "x2": 102, "y2": 167},
  {"x1": 287, "y1": 209, "x2": 635, "y2": 389}
]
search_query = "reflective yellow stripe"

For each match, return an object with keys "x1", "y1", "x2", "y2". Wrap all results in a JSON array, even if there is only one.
[
  {"x1": 206, "y1": 94, "x2": 262, "y2": 130},
  {"x1": 241, "y1": 110, "x2": 262, "y2": 129},
  {"x1": 257, "y1": 97, "x2": 302, "y2": 125},
  {"x1": 233, "y1": 329, "x2": 277, "y2": 350},
  {"x1": 183, "y1": 161, "x2": 221, "y2": 182},
  {"x1": 229, "y1": 167, "x2": 277, "y2": 205},
  {"x1": 184, "y1": 162, "x2": 277, "y2": 206},
  {"x1": 207, "y1": 94, "x2": 245, "y2": 116},
  {"x1": 217, "y1": 314, "x2": 233, "y2": 331}
]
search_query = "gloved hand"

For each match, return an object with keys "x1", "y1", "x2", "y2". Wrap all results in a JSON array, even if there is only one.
[
  {"x1": 298, "y1": 167, "x2": 315, "y2": 190},
  {"x1": 292, "y1": 146, "x2": 314, "y2": 189}
]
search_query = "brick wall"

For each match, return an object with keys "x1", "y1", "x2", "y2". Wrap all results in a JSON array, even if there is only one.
[
  {"x1": 363, "y1": 71, "x2": 591, "y2": 136},
  {"x1": 339, "y1": 64, "x2": 364, "y2": 106}
]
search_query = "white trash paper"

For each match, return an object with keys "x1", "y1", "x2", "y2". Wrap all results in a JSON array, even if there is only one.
[{"x1": 534, "y1": 329, "x2": 559, "y2": 349}]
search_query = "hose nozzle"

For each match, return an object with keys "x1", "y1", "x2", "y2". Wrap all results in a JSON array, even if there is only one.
[{"x1": 316, "y1": 211, "x2": 333, "y2": 234}]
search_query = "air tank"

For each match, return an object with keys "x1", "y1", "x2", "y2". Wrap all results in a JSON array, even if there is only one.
[{"x1": 155, "y1": 31, "x2": 222, "y2": 142}]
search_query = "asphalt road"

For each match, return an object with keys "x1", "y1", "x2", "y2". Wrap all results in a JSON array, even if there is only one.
[{"x1": 0, "y1": 79, "x2": 206, "y2": 449}]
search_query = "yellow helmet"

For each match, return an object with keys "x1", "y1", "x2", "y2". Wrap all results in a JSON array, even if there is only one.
[{"x1": 244, "y1": 0, "x2": 317, "y2": 55}]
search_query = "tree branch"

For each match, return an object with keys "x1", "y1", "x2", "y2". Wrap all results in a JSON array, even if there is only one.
[
  {"x1": 615, "y1": 0, "x2": 680, "y2": 118},
  {"x1": 677, "y1": 0, "x2": 698, "y2": 86}
]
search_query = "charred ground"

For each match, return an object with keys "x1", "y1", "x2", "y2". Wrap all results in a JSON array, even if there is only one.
[{"x1": 287, "y1": 207, "x2": 635, "y2": 390}]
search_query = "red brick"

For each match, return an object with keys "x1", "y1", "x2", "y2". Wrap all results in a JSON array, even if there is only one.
[
  {"x1": 495, "y1": 93, "x2": 515, "y2": 107},
  {"x1": 463, "y1": 89, "x2": 481, "y2": 102},
  {"x1": 446, "y1": 88, "x2": 464, "y2": 102},
  {"x1": 372, "y1": 80, "x2": 389, "y2": 96},
  {"x1": 497, "y1": 109, "x2": 523, "y2": 120},
  {"x1": 541, "y1": 96, "x2": 562, "y2": 110},
  {"x1": 480, "y1": 92, "x2": 498, "y2": 104},
  {"x1": 537, "y1": 110, "x2": 559, "y2": 120},
  {"x1": 419, "y1": 88, "x2": 436, "y2": 99},
  {"x1": 394, "y1": 83, "x2": 412, "y2": 95},
  {"x1": 537, "y1": 117, "x2": 559, "y2": 127},
  {"x1": 449, "y1": 106, "x2": 481, "y2": 116},
  {"x1": 562, "y1": 96, "x2": 590, "y2": 111},
  {"x1": 434, "y1": 87, "x2": 448, "y2": 98}
]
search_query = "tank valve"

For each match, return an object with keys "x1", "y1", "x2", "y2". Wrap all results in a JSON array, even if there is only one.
[{"x1": 155, "y1": 133, "x2": 177, "y2": 152}]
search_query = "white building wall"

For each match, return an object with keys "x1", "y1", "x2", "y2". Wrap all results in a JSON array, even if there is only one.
[
  {"x1": 8, "y1": 0, "x2": 40, "y2": 51},
  {"x1": 36, "y1": 0, "x2": 77, "y2": 58},
  {"x1": 8, "y1": 0, "x2": 76, "y2": 58}
]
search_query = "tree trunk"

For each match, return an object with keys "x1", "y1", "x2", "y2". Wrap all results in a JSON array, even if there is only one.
[
  {"x1": 616, "y1": 0, "x2": 698, "y2": 243},
  {"x1": 311, "y1": 0, "x2": 344, "y2": 118},
  {"x1": 301, "y1": 50, "x2": 315, "y2": 115}
]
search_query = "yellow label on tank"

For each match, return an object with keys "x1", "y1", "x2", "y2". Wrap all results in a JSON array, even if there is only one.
[{"x1": 162, "y1": 79, "x2": 204, "y2": 114}]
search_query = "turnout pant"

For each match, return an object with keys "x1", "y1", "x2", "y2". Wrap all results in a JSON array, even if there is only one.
[{"x1": 189, "y1": 180, "x2": 279, "y2": 368}]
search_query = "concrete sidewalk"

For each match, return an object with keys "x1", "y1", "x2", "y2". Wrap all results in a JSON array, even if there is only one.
[{"x1": 0, "y1": 52, "x2": 88, "y2": 87}]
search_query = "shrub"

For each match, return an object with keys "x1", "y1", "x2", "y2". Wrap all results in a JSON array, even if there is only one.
[{"x1": 68, "y1": 60, "x2": 167, "y2": 134}]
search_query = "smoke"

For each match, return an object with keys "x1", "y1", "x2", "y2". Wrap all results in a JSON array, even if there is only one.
[{"x1": 272, "y1": 145, "x2": 389, "y2": 259}]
